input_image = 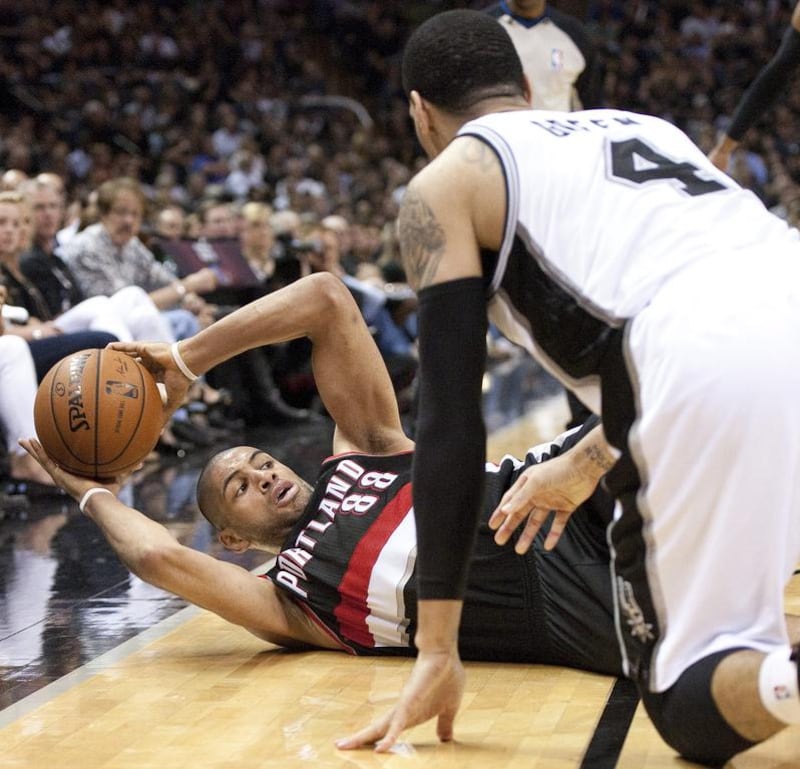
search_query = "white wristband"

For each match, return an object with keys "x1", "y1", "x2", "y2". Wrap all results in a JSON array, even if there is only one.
[
  {"x1": 79, "y1": 487, "x2": 114, "y2": 514},
  {"x1": 173, "y1": 281, "x2": 187, "y2": 298},
  {"x1": 170, "y1": 341, "x2": 199, "y2": 382}
]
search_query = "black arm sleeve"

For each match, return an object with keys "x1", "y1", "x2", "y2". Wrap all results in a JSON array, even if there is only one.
[
  {"x1": 413, "y1": 277, "x2": 488, "y2": 600},
  {"x1": 726, "y1": 25, "x2": 800, "y2": 141}
]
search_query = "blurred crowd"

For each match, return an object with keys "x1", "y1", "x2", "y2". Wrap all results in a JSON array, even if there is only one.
[
  {"x1": 2, "y1": 1, "x2": 800, "y2": 236},
  {"x1": 588, "y1": 0, "x2": 800, "y2": 224},
  {"x1": 1, "y1": 0, "x2": 800, "y2": 494}
]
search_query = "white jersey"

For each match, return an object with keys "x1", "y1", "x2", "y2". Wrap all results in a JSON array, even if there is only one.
[
  {"x1": 459, "y1": 108, "x2": 800, "y2": 411},
  {"x1": 460, "y1": 107, "x2": 800, "y2": 692}
]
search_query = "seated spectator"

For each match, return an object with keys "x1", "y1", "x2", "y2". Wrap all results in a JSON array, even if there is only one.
[
  {"x1": 0, "y1": 191, "x2": 118, "y2": 381},
  {"x1": 195, "y1": 200, "x2": 315, "y2": 425},
  {"x1": 19, "y1": 177, "x2": 176, "y2": 343},
  {"x1": 0, "y1": 169, "x2": 28, "y2": 192},
  {"x1": 0, "y1": 284, "x2": 60, "y2": 496},
  {"x1": 148, "y1": 204, "x2": 187, "y2": 266},
  {"x1": 197, "y1": 199, "x2": 238, "y2": 240},
  {"x1": 225, "y1": 139, "x2": 267, "y2": 201},
  {"x1": 153, "y1": 204, "x2": 186, "y2": 241},
  {"x1": 307, "y1": 216, "x2": 417, "y2": 399},
  {"x1": 239, "y1": 201, "x2": 302, "y2": 293},
  {"x1": 62, "y1": 177, "x2": 219, "y2": 338},
  {"x1": 59, "y1": 178, "x2": 232, "y2": 449}
]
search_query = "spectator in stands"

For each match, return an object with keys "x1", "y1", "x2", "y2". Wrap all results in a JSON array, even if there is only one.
[
  {"x1": 709, "y1": 1, "x2": 800, "y2": 171},
  {"x1": 237, "y1": 201, "x2": 305, "y2": 294},
  {"x1": 225, "y1": 139, "x2": 267, "y2": 202},
  {"x1": 0, "y1": 191, "x2": 117, "y2": 382},
  {"x1": 19, "y1": 176, "x2": 176, "y2": 343},
  {"x1": 198, "y1": 199, "x2": 238, "y2": 240},
  {"x1": 0, "y1": 283, "x2": 61, "y2": 495},
  {"x1": 60, "y1": 177, "x2": 231, "y2": 449},
  {"x1": 0, "y1": 169, "x2": 28, "y2": 192},
  {"x1": 239, "y1": 201, "x2": 276, "y2": 284},
  {"x1": 149, "y1": 204, "x2": 187, "y2": 267},
  {"x1": 307, "y1": 216, "x2": 417, "y2": 398},
  {"x1": 195, "y1": 199, "x2": 316, "y2": 425},
  {"x1": 62, "y1": 177, "x2": 218, "y2": 338},
  {"x1": 153, "y1": 205, "x2": 186, "y2": 241}
]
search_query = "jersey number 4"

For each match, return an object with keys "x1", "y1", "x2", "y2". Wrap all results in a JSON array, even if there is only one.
[{"x1": 609, "y1": 138, "x2": 728, "y2": 197}]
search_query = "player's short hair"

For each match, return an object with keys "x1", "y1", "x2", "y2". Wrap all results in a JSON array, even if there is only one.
[
  {"x1": 196, "y1": 451, "x2": 227, "y2": 530},
  {"x1": 402, "y1": 10, "x2": 525, "y2": 115}
]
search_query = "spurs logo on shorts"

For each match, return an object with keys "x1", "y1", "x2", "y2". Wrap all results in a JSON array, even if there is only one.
[{"x1": 616, "y1": 576, "x2": 654, "y2": 643}]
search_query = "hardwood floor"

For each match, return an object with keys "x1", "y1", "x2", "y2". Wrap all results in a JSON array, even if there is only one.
[{"x1": 2, "y1": 381, "x2": 800, "y2": 768}]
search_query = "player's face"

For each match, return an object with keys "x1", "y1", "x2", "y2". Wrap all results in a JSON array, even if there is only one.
[{"x1": 213, "y1": 446, "x2": 313, "y2": 550}]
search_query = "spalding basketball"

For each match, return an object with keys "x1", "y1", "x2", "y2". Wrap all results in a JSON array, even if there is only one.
[{"x1": 34, "y1": 348, "x2": 164, "y2": 480}]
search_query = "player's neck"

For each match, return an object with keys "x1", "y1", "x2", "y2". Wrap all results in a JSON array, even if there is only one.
[{"x1": 465, "y1": 96, "x2": 532, "y2": 125}]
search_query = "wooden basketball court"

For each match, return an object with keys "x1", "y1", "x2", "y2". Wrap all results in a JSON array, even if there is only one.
[{"x1": 2, "y1": 395, "x2": 800, "y2": 769}]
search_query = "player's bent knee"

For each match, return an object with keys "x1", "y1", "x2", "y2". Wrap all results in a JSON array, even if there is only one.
[{"x1": 640, "y1": 649, "x2": 755, "y2": 768}]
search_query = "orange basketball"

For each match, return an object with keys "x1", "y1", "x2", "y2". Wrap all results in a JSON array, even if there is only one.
[{"x1": 34, "y1": 348, "x2": 164, "y2": 480}]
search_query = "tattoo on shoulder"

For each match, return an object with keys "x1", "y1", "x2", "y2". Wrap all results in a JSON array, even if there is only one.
[
  {"x1": 398, "y1": 186, "x2": 445, "y2": 289},
  {"x1": 459, "y1": 139, "x2": 496, "y2": 172}
]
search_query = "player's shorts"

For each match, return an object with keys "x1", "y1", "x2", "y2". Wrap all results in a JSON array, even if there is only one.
[
  {"x1": 460, "y1": 424, "x2": 622, "y2": 676},
  {"x1": 602, "y1": 247, "x2": 800, "y2": 692}
]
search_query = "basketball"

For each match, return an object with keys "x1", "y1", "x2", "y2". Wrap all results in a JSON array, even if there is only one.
[{"x1": 34, "y1": 348, "x2": 164, "y2": 480}]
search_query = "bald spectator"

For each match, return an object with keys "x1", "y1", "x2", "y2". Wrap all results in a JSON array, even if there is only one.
[
  {"x1": 153, "y1": 205, "x2": 186, "y2": 241},
  {"x1": 1, "y1": 169, "x2": 28, "y2": 192}
]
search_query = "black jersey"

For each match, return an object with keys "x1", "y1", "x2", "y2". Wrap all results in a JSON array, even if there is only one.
[{"x1": 266, "y1": 422, "x2": 622, "y2": 675}]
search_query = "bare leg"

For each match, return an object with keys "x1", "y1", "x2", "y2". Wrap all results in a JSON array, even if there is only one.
[
  {"x1": 712, "y1": 650, "x2": 789, "y2": 742},
  {"x1": 785, "y1": 613, "x2": 800, "y2": 644}
]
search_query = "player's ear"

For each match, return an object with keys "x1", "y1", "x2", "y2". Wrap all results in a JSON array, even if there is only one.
[
  {"x1": 409, "y1": 90, "x2": 430, "y2": 131},
  {"x1": 218, "y1": 528, "x2": 250, "y2": 552},
  {"x1": 521, "y1": 73, "x2": 533, "y2": 105}
]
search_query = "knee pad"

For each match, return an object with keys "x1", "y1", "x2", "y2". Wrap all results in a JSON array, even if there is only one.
[{"x1": 640, "y1": 649, "x2": 755, "y2": 767}]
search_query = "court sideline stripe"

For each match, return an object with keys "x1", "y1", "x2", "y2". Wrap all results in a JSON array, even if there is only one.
[
  {"x1": 0, "y1": 604, "x2": 201, "y2": 730},
  {"x1": 579, "y1": 677, "x2": 640, "y2": 769}
]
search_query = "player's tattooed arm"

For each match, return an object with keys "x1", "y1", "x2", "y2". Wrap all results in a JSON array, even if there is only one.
[
  {"x1": 459, "y1": 137, "x2": 497, "y2": 172},
  {"x1": 576, "y1": 424, "x2": 617, "y2": 482},
  {"x1": 398, "y1": 185, "x2": 446, "y2": 290}
]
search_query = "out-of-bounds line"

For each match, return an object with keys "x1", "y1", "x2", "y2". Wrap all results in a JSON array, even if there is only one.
[
  {"x1": 579, "y1": 677, "x2": 640, "y2": 769},
  {"x1": 0, "y1": 604, "x2": 200, "y2": 730}
]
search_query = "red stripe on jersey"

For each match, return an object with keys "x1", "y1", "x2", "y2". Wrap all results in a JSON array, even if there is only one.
[{"x1": 334, "y1": 482, "x2": 413, "y2": 647}]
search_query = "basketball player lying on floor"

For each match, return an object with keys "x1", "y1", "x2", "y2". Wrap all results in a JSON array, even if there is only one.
[{"x1": 22, "y1": 272, "x2": 621, "y2": 673}]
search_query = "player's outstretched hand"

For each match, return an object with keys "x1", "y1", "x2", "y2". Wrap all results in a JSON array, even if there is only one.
[
  {"x1": 108, "y1": 341, "x2": 191, "y2": 418},
  {"x1": 335, "y1": 647, "x2": 465, "y2": 753},
  {"x1": 19, "y1": 438, "x2": 122, "y2": 502},
  {"x1": 489, "y1": 452, "x2": 597, "y2": 554}
]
